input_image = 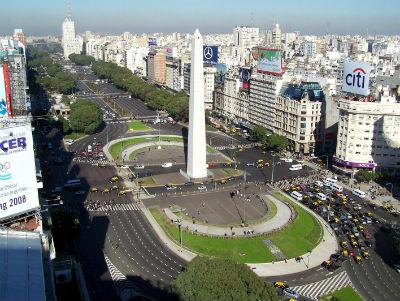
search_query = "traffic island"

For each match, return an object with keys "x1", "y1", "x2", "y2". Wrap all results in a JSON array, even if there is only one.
[{"x1": 146, "y1": 191, "x2": 324, "y2": 265}]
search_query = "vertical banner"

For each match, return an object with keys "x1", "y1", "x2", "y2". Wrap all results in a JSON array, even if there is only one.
[{"x1": 2, "y1": 63, "x2": 12, "y2": 117}]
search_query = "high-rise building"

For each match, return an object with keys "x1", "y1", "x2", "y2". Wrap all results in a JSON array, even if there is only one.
[
  {"x1": 272, "y1": 23, "x2": 282, "y2": 47},
  {"x1": 275, "y1": 82, "x2": 325, "y2": 155},
  {"x1": 62, "y1": 14, "x2": 83, "y2": 59},
  {"x1": 333, "y1": 97, "x2": 400, "y2": 175},
  {"x1": 146, "y1": 51, "x2": 166, "y2": 85},
  {"x1": 165, "y1": 57, "x2": 183, "y2": 92},
  {"x1": 233, "y1": 26, "x2": 260, "y2": 49},
  {"x1": 12, "y1": 29, "x2": 26, "y2": 46},
  {"x1": 204, "y1": 66, "x2": 217, "y2": 110}
]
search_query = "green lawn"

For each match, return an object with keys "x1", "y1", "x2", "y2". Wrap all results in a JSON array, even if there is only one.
[
  {"x1": 149, "y1": 192, "x2": 322, "y2": 263},
  {"x1": 128, "y1": 120, "x2": 152, "y2": 131},
  {"x1": 109, "y1": 136, "x2": 184, "y2": 159},
  {"x1": 320, "y1": 287, "x2": 364, "y2": 301}
]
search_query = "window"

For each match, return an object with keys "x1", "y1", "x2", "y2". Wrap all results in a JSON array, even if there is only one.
[{"x1": 301, "y1": 117, "x2": 306, "y2": 121}]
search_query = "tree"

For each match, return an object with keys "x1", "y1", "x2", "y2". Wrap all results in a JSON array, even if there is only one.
[
  {"x1": 57, "y1": 115, "x2": 71, "y2": 134},
  {"x1": 61, "y1": 95, "x2": 71, "y2": 106},
  {"x1": 356, "y1": 170, "x2": 377, "y2": 183},
  {"x1": 250, "y1": 126, "x2": 268, "y2": 143},
  {"x1": 171, "y1": 257, "x2": 278, "y2": 301},
  {"x1": 69, "y1": 100, "x2": 103, "y2": 134},
  {"x1": 265, "y1": 133, "x2": 288, "y2": 152},
  {"x1": 69, "y1": 54, "x2": 96, "y2": 66}
]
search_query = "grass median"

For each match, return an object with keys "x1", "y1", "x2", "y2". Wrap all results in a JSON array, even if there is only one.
[
  {"x1": 149, "y1": 191, "x2": 322, "y2": 263},
  {"x1": 320, "y1": 286, "x2": 364, "y2": 301},
  {"x1": 128, "y1": 120, "x2": 152, "y2": 131}
]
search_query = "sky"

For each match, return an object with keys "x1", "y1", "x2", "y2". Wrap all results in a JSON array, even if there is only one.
[{"x1": 2, "y1": 0, "x2": 399, "y2": 36}]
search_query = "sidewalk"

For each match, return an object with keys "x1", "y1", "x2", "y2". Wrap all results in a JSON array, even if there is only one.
[{"x1": 163, "y1": 194, "x2": 293, "y2": 237}]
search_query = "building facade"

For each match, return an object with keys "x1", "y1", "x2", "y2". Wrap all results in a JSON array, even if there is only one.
[
  {"x1": 147, "y1": 51, "x2": 166, "y2": 85},
  {"x1": 165, "y1": 57, "x2": 183, "y2": 92},
  {"x1": 62, "y1": 17, "x2": 82, "y2": 59},
  {"x1": 334, "y1": 97, "x2": 400, "y2": 175},
  {"x1": 275, "y1": 82, "x2": 325, "y2": 155}
]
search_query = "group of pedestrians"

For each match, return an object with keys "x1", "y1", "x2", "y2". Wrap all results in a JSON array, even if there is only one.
[
  {"x1": 275, "y1": 172, "x2": 322, "y2": 191},
  {"x1": 84, "y1": 199, "x2": 115, "y2": 211}
]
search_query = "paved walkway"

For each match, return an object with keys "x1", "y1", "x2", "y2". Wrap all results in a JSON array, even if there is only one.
[{"x1": 163, "y1": 194, "x2": 293, "y2": 237}]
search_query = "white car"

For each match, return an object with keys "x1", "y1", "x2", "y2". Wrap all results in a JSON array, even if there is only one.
[
  {"x1": 166, "y1": 186, "x2": 177, "y2": 191},
  {"x1": 65, "y1": 139, "x2": 75, "y2": 145},
  {"x1": 280, "y1": 158, "x2": 293, "y2": 163},
  {"x1": 197, "y1": 185, "x2": 207, "y2": 190},
  {"x1": 134, "y1": 165, "x2": 145, "y2": 169}
]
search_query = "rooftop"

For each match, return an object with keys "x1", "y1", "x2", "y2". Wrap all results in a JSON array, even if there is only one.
[
  {"x1": 280, "y1": 81, "x2": 324, "y2": 101},
  {"x1": 0, "y1": 229, "x2": 46, "y2": 301}
]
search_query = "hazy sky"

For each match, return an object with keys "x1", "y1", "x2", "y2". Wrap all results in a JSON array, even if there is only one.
[{"x1": 2, "y1": 0, "x2": 399, "y2": 36}]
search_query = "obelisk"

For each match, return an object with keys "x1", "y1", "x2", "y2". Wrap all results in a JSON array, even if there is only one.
[{"x1": 187, "y1": 29, "x2": 207, "y2": 179}]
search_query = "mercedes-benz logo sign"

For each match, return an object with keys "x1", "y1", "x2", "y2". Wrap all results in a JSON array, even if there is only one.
[{"x1": 204, "y1": 47, "x2": 213, "y2": 60}]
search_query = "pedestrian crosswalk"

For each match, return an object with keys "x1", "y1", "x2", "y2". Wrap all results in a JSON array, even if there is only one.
[
  {"x1": 104, "y1": 254, "x2": 147, "y2": 299},
  {"x1": 87, "y1": 203, "x2": 140, "y2": 212},
  {"x1": 292, "y1": 270, "x2": 352, "y2": 300}
]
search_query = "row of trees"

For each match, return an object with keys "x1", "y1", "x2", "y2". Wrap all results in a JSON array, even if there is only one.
[
  {"x1": 68, "y1": 54, "x2": 96, "y2": 66},
  {"x1": 251, "y1": 125, "x2": 289, "y2": 152},
  {"x1": 58, "y1": 100, "x2": 103, "y2": 135},
  {"x1": 27, "y1": 47, "x2": 75, "y2": 94},
  {"x1": 90, "y1": 60, "x2": 189, "y2": 121},
  {"x1": 172, "y1": 257, "x2": 278, "y2": 301}
]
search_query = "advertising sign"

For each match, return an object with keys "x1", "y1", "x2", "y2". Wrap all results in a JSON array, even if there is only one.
[
  {"x1": 215, "y1": 63, "x2": 227, "y2": 84},
  {"x1": 2, "y1": 63, "x2": 12, "y2": 117},
  {"x1": 203, "y1": 46, "x2": 218, "y2": 65},
  {"x1": 333, "y1": 157, "x2": 376, "y2": 169},
  {"x1": 165, "y1": 47, "x2": 177, "y2": 58},
  {"x1": 239, "y1": 67, "x2": 251, "y2": 90},
  {"x1": 0, "y1": 124, "x2": 40, "y2": 221},
  {"x1": 148, "y1": 38, "x2": 157, "y2": 46},
  {"x1": 342, "y1": 60, "x2": 371, "y2": 96},
  {"x1": 0, "y1": 66, "x2": 7, "y2": 119},
  {"x1": 257, "y1": 48, "x2": 283, "y2": 75}
]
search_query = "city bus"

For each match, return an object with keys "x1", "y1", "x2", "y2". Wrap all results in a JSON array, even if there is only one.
[
  {"x1": 352, "y1": 189, "x2": 366, "y2": 198},
  {"x1": 289, "y1": 164, "x2": 303, "y2": 171},
  {"x1": 64, "y1": 179, "x2": 81, "y2": 188}
]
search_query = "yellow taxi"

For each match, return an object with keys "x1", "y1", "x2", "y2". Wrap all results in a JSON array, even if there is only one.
[
  {"x1": 111, "y1": 185, "x2": 119, "y2": 190},
  {"x1": 354, "y1": 256, "x2": 362, "y2": 263},
  {"x1": 358, "y1": 225, "x2": 364, "y2": 231},
  {"x1": 273, "y1": 281, "x2": 287, "y2": 289},
  {"x1": 102, "y1": 188, "x2": 110, "y2": 194},
  {"x1": 341, "y1": 249, "x2": 349, "y2": 256},
  {"x1": 341, "y1": 241, "x2": 348, "y2": 248},
  {"x1": 351, "y1": 240, "x2": 358, "y2": 248},
  {"x1": 90, "y1": 187, "x2": 99, "y2": 193},
  {"x1": 118, "y1": 190, "x2": 127, "y2": 196},
  {"x1": 110, "y1": 176, "x2": 119, "y2": 183},
  {"x1": 361, "y1": 251, "x2": 369, "y2": 258}
]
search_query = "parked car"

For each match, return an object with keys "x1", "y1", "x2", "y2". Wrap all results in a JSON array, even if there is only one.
[{"x1": 197, "y1": 185, "x2": 207, "y2": 190}]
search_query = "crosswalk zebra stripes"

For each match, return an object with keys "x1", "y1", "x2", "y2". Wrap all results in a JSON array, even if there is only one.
[
  {"x1": 292, "y1": 270, "x2": 352, "y2": 300},
  {"x1": 88, "y1": 203, "x2": 140, "y2": 212},
  {"x1": 104, "y1": 254, "x2": 148, "y2": 300}
]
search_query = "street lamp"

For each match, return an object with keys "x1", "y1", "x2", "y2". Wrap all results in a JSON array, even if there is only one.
[
  {"x1": 209, "y1": 136, "x2": 217, "y2": 146},
  {"x1": 386, "y1": 182, "x2": 394, "y2": 198},
  {"x1": 271, "y1": 153, "x2": 276, "y2": 185},
  {"x1": 174, "y1": 218, "x2": 183, "y2": 249}
]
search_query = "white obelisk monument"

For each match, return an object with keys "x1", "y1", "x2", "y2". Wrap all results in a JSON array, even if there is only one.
[{"x1": 187, "y1": 29, "x2": 207, "y2": 179}]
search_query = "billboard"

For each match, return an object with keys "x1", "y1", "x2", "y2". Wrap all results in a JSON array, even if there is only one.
[
  {"x1": 148, "y1": 38, "x2": 157, "y2": 46},
  {"x1": 203, "y1": 46, "x2": 218, "y2": 65},
  {"x1": 239, "y1": 67, "x2": 251, "y2": 90},
  {"x1": 257, "y1": 48, "x2": 283, "y2": 75},
  {"x1": 0, "y1": 124, "x2": 40, "y2": 221},
  {"x1": 2, "y1": 63, "x2": 12, "y2": 117},
  {"x1": 342, "y1": 60, "x2": 371, "y2": 96},
  {"x1": 0, "y1": 66, "x2": 7, "y2": 118},
  {"x1": 215, "y1": 63, "x2": 227, "y2": 84},
  {"x1": 165, "y1": 47, "x2": 177, "y2": 58}
]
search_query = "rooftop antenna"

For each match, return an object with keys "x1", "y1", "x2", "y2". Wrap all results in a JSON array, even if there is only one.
[
  {"x1": 250, "y1": 11, "x2": 254, "y2": 27},
  {"x1": 67, "y1": 0, "x2": 72, "y2": 19},
  {"x1": 325, "y1": 22, "x2": 330, "y2": 36}
]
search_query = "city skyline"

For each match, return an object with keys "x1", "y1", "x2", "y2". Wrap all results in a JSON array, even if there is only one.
[{"x1": 1, "y1": 0, "x2": 399, "y2": 36}]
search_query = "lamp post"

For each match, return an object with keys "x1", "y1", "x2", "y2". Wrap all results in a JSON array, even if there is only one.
[
  {"x1": 386, "y1": 182, "x2": 394, "y2": 198},
  {"x1": 175, "y1": 218, "x2": 183, "y2": 249},
  {"x1": 271, "y1": 153, "x2": 276, "y2": 185},
  {"x1": 209, "y1": 136, "x2": 217, "y2": 146}
]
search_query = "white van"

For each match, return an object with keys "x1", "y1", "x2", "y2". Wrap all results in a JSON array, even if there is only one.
[
  {"x1": 290, "y1": 191, "x2": 303, "y2": 201},
  {"x1": 331, "y1": 183, "x2": 343, "y2": 192},
  {"x1": 315, "y1": 180, "x2": 324, "y2": 187},
  {"x1": 323, "y1": 177, "x2": 337, "y2": 187},
  {"x1": 352, "y1": 189, "x2": 366, "y2": 198},
  {"x1": 161, "y1": 162, "x2": 173, "y2": 168},
  {"x1": 289, "y1": 164, "x2": 303, "y2": 171},
  {"x1": 316, "y1": 193, "x2": 327, "y2": 201}
]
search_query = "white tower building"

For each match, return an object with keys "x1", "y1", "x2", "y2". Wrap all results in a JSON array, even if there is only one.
[
  {"x1": 187, "y1": 29, "x2": 207, "y2": 179},
  {"x1": 62, "y1": 7, "x2": 83, "y2": 59}
]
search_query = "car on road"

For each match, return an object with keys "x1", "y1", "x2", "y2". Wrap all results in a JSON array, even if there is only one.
[
  {"x1": 161, "y1": 162, "x2": 173, "y2": 168},
  {"x1": 165, "y1": 185, "x2": 177, "y2": 191},
  {"x1": 98, "y1": 163, "x2": 106, "y2": 168},
  {"x1": 110, "y1": 176, "x2": 119, "y2": 183},
  {"x1": 90, "y1": 187, "x2": 99, "y2": 193},
  {"x1": 393, "y1": 264, "x2": 400, "y2": 273},
  {"x1": 134, "y1": 164, "x2": 145, "y2": 169},
  {"x1": 102, "y1": 188, "x2": 110, "y2": 194},
  {"x1": 273, "y1": 281, "x2": 287, "y2": 289},
  {"x1": 118, "y1": 190, "x2": 127, "y2": 196},
  {"x1": 246, "y1": 162, "x2": 255, "y2": 166},
  {"x1": 184, "y1": 181, "x2": 194, "y2": 186},
  {"x1": 111, "y1": 185, "x2": 119, "y2": 190},
  {"x1": 75, "y1": 190, "x2": 85, "y2": 195},
  {"x1": 283, "y1": 288, "x2": 299, "y2": 299},
  {"x1": 280, "y1": 158, "x2": 293, "y2": 163},
  {"x1": 197, "y1": 185, "x2": 207, "y2": 190}
]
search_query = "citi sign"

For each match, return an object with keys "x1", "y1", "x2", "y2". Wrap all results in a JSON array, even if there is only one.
[{"x1": 342, "y1": 60, "x2": 371, "y2": 96}]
